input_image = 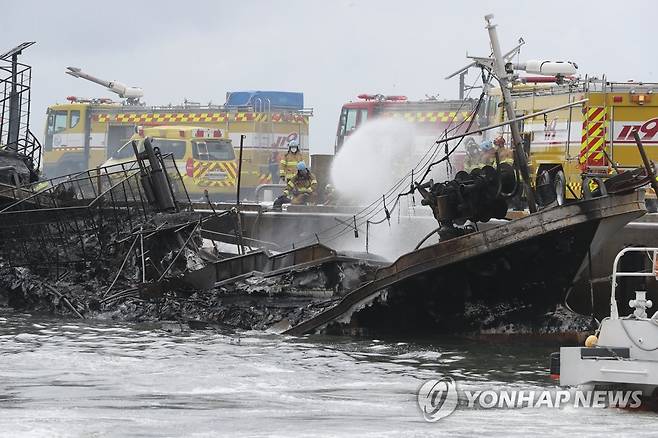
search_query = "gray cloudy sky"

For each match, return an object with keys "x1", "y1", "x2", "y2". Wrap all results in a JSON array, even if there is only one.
[{"x1": 4, "y1": 0, "x2": 656, "y2": 154}]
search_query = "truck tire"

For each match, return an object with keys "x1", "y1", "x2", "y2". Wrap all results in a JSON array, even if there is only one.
[{"x1": 553, "y1": 170, "x2": 566, "y2": 206}]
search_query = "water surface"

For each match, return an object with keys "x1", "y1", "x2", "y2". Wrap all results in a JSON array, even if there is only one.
[{"x1": 0, "y1": 310, "x2": 655, "y2": 437}]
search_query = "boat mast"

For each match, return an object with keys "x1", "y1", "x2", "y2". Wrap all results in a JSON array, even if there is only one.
[{"x1": 484, "y1": 14, "x2": 538, "y2": 213}]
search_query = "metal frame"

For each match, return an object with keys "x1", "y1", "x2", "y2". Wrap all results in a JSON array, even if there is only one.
[
  {"x1": 610, "y1": 247, "x2": 658, "y2": 319},
  {"x1": 0, "y1": 47, "x2": 41, "y2": 170},
  {"x1": 0, "y1": 153, "x2": 192, "y2": 269}
]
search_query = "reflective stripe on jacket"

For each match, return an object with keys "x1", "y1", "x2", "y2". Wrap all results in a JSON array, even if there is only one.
[
  {"x1": 284, "y1": 170, "x2": 317, "y2": 197},
  {"x1": 279, "y1": 151, "x2": 304, "y2": 179}
]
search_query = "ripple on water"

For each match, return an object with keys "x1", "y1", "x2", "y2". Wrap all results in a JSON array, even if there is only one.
[{"x1": 0, "y1": 312, "x2": 656, "y2": 437}]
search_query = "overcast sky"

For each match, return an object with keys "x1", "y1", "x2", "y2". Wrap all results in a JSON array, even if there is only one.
[{"x1": 4, "y1": 0, "x2": 656, "y2": 154}]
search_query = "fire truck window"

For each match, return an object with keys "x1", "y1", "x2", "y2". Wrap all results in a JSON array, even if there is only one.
[
  {"x1": 48, "y1": 111, "x2": 68, "y2": 134},
  {"x1": 338, "y1": 108, "x2": 348, "y2": 136},
  {"x1": 478, "y1": 98, "x2": 490, "y2": 125},
  {"x1": 488, "y1": 97, "x2": 499, "y2": 122},
  {"x1": 345, "y1": 109, "x2": 358, "y2": 133},
  {"x1": 359, "y1": 109, "x2": 368, "y2": 125},
  {"x1": 112, "y1": 141, "x2": 136, "y2": 159},
  {"x1": 514, "y1": 112, "x2": 525, "y2": 133},
  {"x1": 195, "y1": 141, "x2": 209, "y2": 160},
  {"x1": 70, "y1": 110, "x2": 80, "y2": 129},
  {"x1": 151, "y1": 139, "x2": 186, "y2": 159},
  {"x1": 46, "y1": 114, "x2": 54, "y2": 134},
  {"x1": 193, "y1": 140, "x2": 235, "y2": 161}
]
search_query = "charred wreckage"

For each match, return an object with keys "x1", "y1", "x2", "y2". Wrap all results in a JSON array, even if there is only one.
[
  {"x1": 0, "y1": 43, "x2": 377, "y2": 330},
  {"x1": 0, "y1": 37, "x2": 655, "y2": 338}
]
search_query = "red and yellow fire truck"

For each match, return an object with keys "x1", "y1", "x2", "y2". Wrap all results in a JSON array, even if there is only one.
[{"x1": 335, "y1": 93, "x2": 483, "y2": 173}]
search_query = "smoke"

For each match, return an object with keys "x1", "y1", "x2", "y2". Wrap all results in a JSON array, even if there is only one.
[{"x1": 329, "y1": 119, "x2": 444, "y2": 261}]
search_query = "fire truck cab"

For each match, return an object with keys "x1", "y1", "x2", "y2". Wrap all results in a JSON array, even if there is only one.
[
  {"x1": 336, "y1": 94, "x2": 406, "y2": 151},
  {"x1": 335, "y1": 94, "x2": 482, "y2": 173},
  {"x1": 106, "y1": 126, "x2": 235, "y2": 200}
]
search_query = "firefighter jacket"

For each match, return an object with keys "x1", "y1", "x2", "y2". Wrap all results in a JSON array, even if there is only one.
[
  {"x1": 284, "y1": 170, "x2": 317, "y2": 200},
  {"x1": 279, "y1": 151, "x2": 304, "y2": 181}
]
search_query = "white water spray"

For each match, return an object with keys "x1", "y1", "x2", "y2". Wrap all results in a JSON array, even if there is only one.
[
  {"x1": 331, "y1": 118, "x2": 416, "y2": 205},
  {"x1": 329, "y1": 119, "x2": 449, "y2": 260}
]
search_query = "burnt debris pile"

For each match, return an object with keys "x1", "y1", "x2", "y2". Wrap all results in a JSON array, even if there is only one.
[
  {"x1": 0, "y1": 138, "x2": 382, "y2": 329},
  {"x1": 0, "y1": 144, "x2": 212, "y2": 318}
]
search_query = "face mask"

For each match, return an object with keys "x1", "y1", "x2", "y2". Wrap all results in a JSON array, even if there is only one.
[{"x1": 291, "y1": 147, "x2": 298, "y2": 153}]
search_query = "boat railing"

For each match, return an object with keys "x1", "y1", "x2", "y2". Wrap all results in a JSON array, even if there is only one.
[{"x1": 610, "y1": 247, "x2": 658, "y2": 319}]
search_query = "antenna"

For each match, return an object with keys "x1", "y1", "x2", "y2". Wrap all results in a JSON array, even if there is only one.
[
  {"x1": 445, "y1": 38, "x2": 525, "y2": 80},
  {"x1": 0, "y1": 42, "x2": 35, "y2": 61}
]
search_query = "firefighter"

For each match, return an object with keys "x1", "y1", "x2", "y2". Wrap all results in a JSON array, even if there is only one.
[
  {"x1": 465, "y1": 138, "x2": 495, "y2": 171},
  {"x1": 463, "y1": 137, "x2": 482, "y2": 172},
  {"x1": 493, "y1": 134, "x2": 514, "y2": 165},
  {"x1": 279, "y1": 139, "x2": 303, "y2": 183},
  {"x1": 479, "y1": 139, "x2": 496, "y2": 166},
  {"x1": 284, "y1": 161, "x2": 317, "y2": 205},
  {"x1": 323, "y1": 183, "x2": 337, "y2": 205}
]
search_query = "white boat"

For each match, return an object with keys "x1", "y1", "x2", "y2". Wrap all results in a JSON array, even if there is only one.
[{"x1": 556, "y1": 247, "x2": 658, "y2": 398}]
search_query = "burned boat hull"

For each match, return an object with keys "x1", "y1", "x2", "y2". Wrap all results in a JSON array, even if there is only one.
[
  {"x1": 284, "y1": 191, "x2": 646, "y2": 336},
  {"x1": 354, "y1": 219, "x2": 606, "y2": 335}
]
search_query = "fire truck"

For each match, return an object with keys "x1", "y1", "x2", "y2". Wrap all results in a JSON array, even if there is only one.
[
  {"x1": 105, "y1": 126, "x2": 237, "y2": 199},
  {"x1": 335, "y1": 93, "x2": 483, "y2": 172},
  {"x1": 482, "y1": 77, "x2": 658, "y2": 205},
  {"x1": 43, "y1": 68, "x2": 312, "y2": 198}
]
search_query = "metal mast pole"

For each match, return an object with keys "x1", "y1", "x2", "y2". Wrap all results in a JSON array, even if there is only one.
[
  {"x1": 236, "y1": 134, "x2": 245, "y2": 205},
  {"x1": 485, "y1": 14, "x2": 537, "y2": 213},
  {"x1": 458, "y1": 71, "x2": 466, "y2": 100},
  {"x1": 7, "y1": 53, "x2": 20, "y2": 150}
]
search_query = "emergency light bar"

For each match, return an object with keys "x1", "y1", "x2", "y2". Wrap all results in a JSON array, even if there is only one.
[
  {"x1": 193, "y1": 128, "x2": 222, "y2": 138},
  {"x1": 357, "y1": 94, "x2": 408, "y2": 101}
]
